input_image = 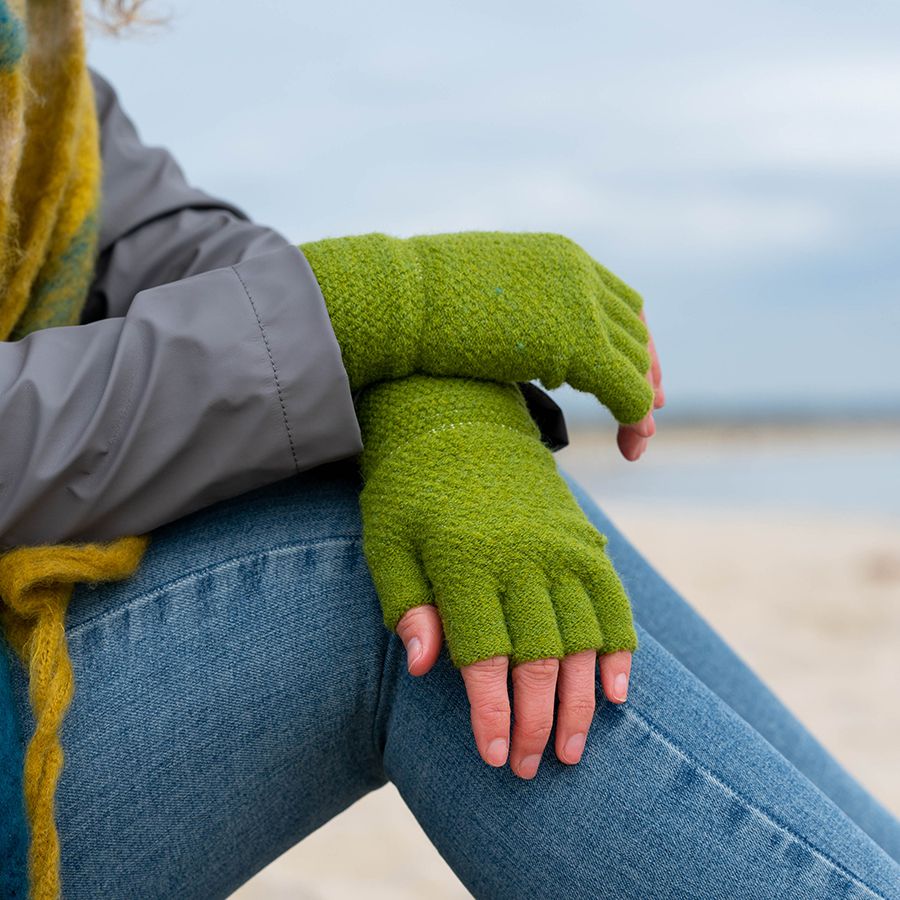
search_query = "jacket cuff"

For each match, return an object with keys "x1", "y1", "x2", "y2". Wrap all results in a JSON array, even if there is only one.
[{"x1": 229, "y1": 244, "x2": 363, "y2": 471}]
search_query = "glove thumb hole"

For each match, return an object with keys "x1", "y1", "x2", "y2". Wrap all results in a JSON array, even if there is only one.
[{"x1": 365, "y1": 539, "x2": 432, "y2": 632}]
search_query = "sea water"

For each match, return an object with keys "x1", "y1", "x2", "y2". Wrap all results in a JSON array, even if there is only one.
[{"x1": 562, "y1": 435, "x2": 900, "y2": 520}]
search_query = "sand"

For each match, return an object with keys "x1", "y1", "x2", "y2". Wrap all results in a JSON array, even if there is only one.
[{"x1": 230, "y1": 427, "x2": 900, "y2": 898}]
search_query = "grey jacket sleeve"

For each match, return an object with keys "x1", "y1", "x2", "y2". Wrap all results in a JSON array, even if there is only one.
[
  {"x1": 81, "y1": 67, "x2": 308, "y2": 323},
  {"x1": 0, "y1": 68, "x2": 362, "y2": 550}
]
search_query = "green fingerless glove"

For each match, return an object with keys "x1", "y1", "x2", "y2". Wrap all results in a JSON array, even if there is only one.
[
  {"x1": 356, "y1": 373, "x2": 639, "y2": 668},
  {"x1": 300, "y1": 231, "x2": 655, "y2": 424}
]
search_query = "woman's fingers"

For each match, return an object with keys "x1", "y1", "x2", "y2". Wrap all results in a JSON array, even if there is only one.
[
  {"x1": 554, "y1": 648, "x2": 598, "y2": 765},
  {"x1": 460, "y1": 655, "x2": 511, "y2": 767},
  {"x1": 626, "y1": 409, "x2": 656, "y2": 439},
  {"x1": 458, "y1": 647, "x2": 628, "y2": 774},
  {"x1": 395, "y1": 604, "x2": 443, "y2": 676},
  {"x1": 617, "y1": 426, "x2": 649, "y2": 461},
  {"x1": 617, "y1": 308, "x2": 663, "y2": 460},
  {"x1": 639, "y1": 309, "x2": 665, "y2": 409},
  {"x1": 509, "y1": 657, "x2": 560, "y2": 779},
  {"x1": 598, "y1": 649, "x2": 632, "y2": 704},
  {"x1": 408, "y1": 616, "x2": 627, "y2": 773}
]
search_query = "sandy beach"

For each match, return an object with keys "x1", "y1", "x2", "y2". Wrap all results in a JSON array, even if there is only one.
[{"x1": 231, "y1": 425, "x2": 900, "y2": 898}]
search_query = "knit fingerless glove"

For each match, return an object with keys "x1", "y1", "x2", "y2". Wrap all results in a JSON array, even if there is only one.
[
  {"x1": 299, "y1": 231, "x2": 655, "y2": 424},
  {"x1": 356, "y1": 373, "x2": 639, "y2": 668}
]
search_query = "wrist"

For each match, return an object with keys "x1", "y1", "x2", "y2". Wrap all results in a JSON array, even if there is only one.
[
  {"x1": 356, "y1": 375, "x2": 541, "y2": 479},
  {"x1": 298, "y1": 233, "x2": 423, "y2": 390}
]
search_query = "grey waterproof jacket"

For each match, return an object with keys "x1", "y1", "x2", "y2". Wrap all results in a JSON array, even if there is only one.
[{"x1": 0, "y1": 67, "x2": 567, "y2": 550}]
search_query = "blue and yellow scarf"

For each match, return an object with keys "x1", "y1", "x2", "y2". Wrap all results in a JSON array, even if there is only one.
[{"x1": 1, "y1": 2, "x2": 150, "y2": 896}]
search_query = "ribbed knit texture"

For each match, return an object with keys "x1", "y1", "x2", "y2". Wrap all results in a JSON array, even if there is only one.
[
  {"x1": 0, "y1": 3, "x2": 152, "y2": 897},
  {"x1": 300, "y1": 230, "x2": 656, "y2": 424},
  {"x1": 356, "y1": 374, "x2": 639, "y2": 668}
]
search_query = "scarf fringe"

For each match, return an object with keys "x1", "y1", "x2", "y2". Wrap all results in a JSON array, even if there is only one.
[{"x1": 0, "y1": 536, "x2": 151, "y2": 899}]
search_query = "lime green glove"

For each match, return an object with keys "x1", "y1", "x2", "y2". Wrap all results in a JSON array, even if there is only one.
[
  {"x1": 299, "y1": 231, "x2": 654, "y2": 424},
  {"x1": 356, "y1": 373, "x2": 639, "y2": 668}
]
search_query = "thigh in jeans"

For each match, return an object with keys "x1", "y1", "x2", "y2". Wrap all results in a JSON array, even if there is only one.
[
  {"x1": 10, "y1": 458, "x2": 899, "y2": 898},
  {"x1": 7, "y1": 459, "x2": 390, "y2": 900},
  {"x1": 558, "y1": 467, "x2": 900, "y2": 865},
  {"x1": 373, "y1": 469, "x2": 900, "y2": 899},
  {"x1": 380, "y1": 619, "x2": 900, "y2": 899}
]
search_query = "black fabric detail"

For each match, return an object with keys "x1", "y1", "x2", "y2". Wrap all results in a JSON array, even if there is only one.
[{"x1": 517, "y1": 381, "x2": 569, "y2": 452}]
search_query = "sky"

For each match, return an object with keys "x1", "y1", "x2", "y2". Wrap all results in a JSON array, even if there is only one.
[{"x1": 86, "y1": 0, "x2": 900, "y2": 423}]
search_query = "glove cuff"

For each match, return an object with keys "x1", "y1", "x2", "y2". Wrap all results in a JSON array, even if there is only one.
[
  {"x1": 298, "y1": 233, "x2": 425, "y2": 389},
  {"x1": 356, "y1": 375, "x2": 542, "y2": 481}
]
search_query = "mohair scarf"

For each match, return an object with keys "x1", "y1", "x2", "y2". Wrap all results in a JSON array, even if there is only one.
[{"x1": 0, "y1": 2, "x2": 150, "y2": 897}]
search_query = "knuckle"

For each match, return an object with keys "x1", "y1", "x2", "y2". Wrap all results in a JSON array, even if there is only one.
[
  {"x1": 395, "y1": 608, "x2": 428, "y2": 640},
  {"x1": 463, "y1": 655, "x2": 509, "y2": 680},
  {"x1": 560, "y1": 697, "x2": 596, "y2": 718},
  {"x1": 512, "y1": 657, "x2": 560, "y2": 684},
  {"x1": 516, "y1": 718, "x2": 553, "y2": 744},
  {"x1": 471, "y1": 698, "x2": 511, "y2": 723},
  {"x1": 394, "y1": 616, "x2": 416, "y2": 641}
]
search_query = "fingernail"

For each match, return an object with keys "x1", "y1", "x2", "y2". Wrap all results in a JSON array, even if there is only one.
[
  {"x1": 518, "y1": 754, "x2": 541, "y2": 779},
  {"x1": 563, "y1": 732, "x2": 586, "y2": 762},
  {"x1": 406, "y1": 636, "x2": 422, "y2": 668},
  {"x1": 614, "y1": 672, "x2": 629, "y2": 702},
  {"x1": 486, "y1": 738, "x2": 508, "y2": 767}
]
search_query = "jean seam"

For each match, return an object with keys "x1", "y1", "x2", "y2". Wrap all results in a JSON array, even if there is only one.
[
  {"x1": 622, "y1": 704, "x2": 893, "y2": 899},
  {"x1": 67, "y1": 535, "x2": 361, "y2": 641},
  {"x1": 369, "y1": 628, "x2": 394, "y2": 773}
]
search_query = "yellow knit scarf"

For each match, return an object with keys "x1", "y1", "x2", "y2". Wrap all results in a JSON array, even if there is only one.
[{"x1": 1, "y1": 2, "x2": 150, "y2": 897}]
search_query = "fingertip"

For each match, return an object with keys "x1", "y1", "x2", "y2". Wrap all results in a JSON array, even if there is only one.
[
  {"x1": 616, "y1": 428, "x2": 637, "y2": 461},
  {"x1": 398, "y1": 605, "x2": 443, "y2": 676},
  {"x1": 598, "y1": 650, "x2": 632, "y2": 704},
  {"x1": 612, "y1": 671, "x2": 629, "y2": 703},
  {"x1": 409, "y1": 626, "x2": 445, "y2": 676},
  {"x1": 616, "y1": 429, "x2": 647, "y2": 462},
  {"x1": 485, "y1": 737, "x2": 509, "y2": 767}
]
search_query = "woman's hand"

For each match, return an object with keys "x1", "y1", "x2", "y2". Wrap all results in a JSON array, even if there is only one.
[
  {"x1": 397, "y1": 604, "x2": 631, "y2": 778},
  {"x1": 356, "y1": 375, "x2": 641, "y2": 777},
  {"x1": 301, "y1": 231, "x2": 656, "y2": 425},
  {"x1": 617, "y1": 309, "x2": 665, "y2": 461}
]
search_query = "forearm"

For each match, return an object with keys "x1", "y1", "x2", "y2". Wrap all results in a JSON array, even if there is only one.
[{"x1": 0, "y1": 246, "x2": 361, "y2": 549}]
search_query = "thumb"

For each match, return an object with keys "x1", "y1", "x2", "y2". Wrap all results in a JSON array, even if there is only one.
[{"x1": 395, "y1": 604, "x2": 444, "y2": 676}]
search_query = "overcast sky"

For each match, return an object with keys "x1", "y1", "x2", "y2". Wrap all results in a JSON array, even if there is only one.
[{"x1": 86, "y1": 0, "x2": 900, "y2": 421}]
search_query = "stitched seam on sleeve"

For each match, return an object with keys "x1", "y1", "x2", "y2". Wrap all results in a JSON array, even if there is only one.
[{"x1": 231, "y1": 265, "x2": 300, "y2": 474}]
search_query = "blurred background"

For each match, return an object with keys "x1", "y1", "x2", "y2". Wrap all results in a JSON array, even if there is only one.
[{"x1": 87, "y1": 1, "x2": 899, "y2": 895}]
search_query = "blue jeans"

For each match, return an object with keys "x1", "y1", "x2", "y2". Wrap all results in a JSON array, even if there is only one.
[{"x1": 7, "y1": 459, "x2": 900, "y2": 899}]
